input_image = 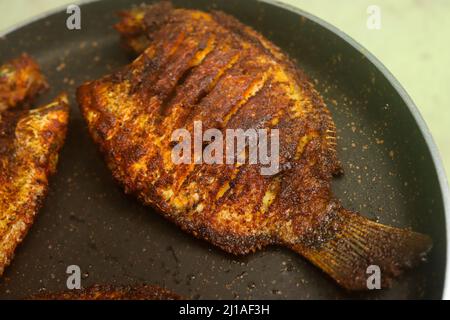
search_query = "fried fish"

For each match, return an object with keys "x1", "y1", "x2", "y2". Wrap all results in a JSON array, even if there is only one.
[
  {"x1": 78, "y1": 2, "x2": 432, "y2": 290},
  {"x1": 29, "y1": 284, "x2": 180, "y2": 300},
  {"x1": 0, "y1": 54, "x2": 48, "y2": 112},
  {"x1": 0, "y1": 56, "x2": 69, "y2": 276}
]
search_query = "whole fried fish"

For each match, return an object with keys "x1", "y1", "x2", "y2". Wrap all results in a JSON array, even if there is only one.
[
  {"x1": 29, "y1": 284, "x2": 180, "y2": 300},
  {"x1": 78, "y1": 3, "x2": 432, "y2": 290},
  {"x1": 0, "y1": 54, "x2": 48, "y2": 112},
  {"x1": 0, "y1": 55, "x2": 69, "y2": 276}
]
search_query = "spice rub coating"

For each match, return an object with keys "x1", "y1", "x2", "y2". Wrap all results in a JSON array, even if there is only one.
[{"x1": 78, "y1": 3, "x2": 431, "y2": 290}]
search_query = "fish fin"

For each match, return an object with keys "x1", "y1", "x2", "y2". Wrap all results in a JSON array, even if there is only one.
[{"x1": 290, "y1": 209, "x2": 432, "y2": 290}]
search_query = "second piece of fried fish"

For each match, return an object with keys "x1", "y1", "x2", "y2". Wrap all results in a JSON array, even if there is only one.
[
  {"x1": 0, "y1": 54, "x2": 48, "y2": 112},
  {"x1": 78, "y1": 3, "x2": 432, "y2": 290},
  {"x1": 0, "y1": 55, "x2": 69, "y2": 276}
]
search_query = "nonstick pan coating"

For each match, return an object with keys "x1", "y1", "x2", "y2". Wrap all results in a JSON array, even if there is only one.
[{"x1": 0, "y1": 0, "x2": 447, "y2": 299}]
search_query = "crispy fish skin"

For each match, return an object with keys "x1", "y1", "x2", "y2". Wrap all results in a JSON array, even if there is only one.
[
  {"x1": 28, "y1": 284, "x2": 180, "y2": 300},
  {"x1": 79, "y1": 3, "x2": 431, "y2": 290},
  {"x1": 0, "y1": 54, "x2": 48, "y2": 112},
  {"x1": 0, "y1": 93, "x2": 69, "y2": 276},
  {"x1": 115, "y1": 2, "x2": 164, "y2": 55}
]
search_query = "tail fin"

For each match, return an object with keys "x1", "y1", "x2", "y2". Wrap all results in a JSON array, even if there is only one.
[{"x1": 290, "y1": 210, "x2": 432, "y2": 290}]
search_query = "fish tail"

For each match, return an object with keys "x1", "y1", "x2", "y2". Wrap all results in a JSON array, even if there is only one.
[{"x1": 289, "y1": 209, "x2": 432, "y2": 290}]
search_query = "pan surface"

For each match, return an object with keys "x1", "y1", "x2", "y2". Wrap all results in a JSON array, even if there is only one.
[{"x1": 0, "y1": 0, "x2": 448, "y2": 299}]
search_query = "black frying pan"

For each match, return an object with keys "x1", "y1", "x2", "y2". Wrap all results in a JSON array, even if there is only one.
[{"x1": 0, "y1": 0, "x2": 448, "y2": 299}]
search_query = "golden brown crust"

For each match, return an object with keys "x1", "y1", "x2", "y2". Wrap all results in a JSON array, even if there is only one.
[
  {"x1": 0, "y1": 60, "x2": 69, "y2": 276},
  {"x1": 0, "y1": 54, "x2": 49, "y2": 112},
  {"x1": 78, "y1": 3, "x2": 431, "y2": 289},
  {"x1": 28, "y1": 284, "x2": 181, "y2": 300},
  {"x1": 81, "y1": 3, "x2": 339, "y2": 251}
]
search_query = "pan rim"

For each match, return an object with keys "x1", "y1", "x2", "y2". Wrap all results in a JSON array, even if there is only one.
[{"x1": 0, "y1": 0, "x2": 448, "y2": 299}]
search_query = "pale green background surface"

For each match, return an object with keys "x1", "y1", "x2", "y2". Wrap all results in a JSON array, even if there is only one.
[{"x1": 1, "y1": 0, "x2": 449, "y2": 178}]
